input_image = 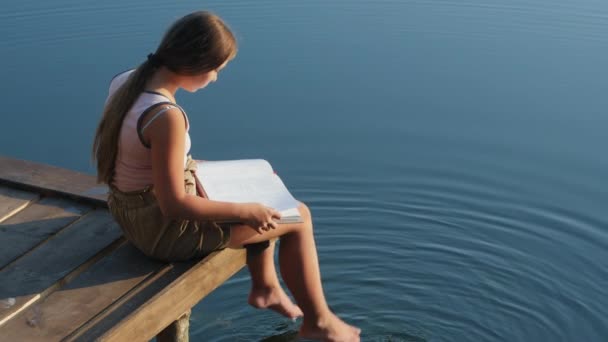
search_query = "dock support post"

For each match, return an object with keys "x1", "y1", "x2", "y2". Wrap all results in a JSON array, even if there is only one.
[{"x1": 157, "y1": 310, "x2": 191, "y2": 342}]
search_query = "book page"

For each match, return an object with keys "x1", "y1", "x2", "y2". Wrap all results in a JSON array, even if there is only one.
[
  {"x1": 196, "y1": 159, "x2": 272, "y2": 180},
  {"x1": 196, "y1": 160, "x2": 299, "y2": 212}
]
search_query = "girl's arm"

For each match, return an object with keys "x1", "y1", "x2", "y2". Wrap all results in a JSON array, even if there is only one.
[{"x1": 145, "y1": 108, "x2": 280, "y2": 229}]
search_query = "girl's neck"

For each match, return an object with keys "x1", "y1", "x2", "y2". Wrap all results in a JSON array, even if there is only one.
[{"x1": 145, "y1": 67, "x2": 180, "y2": 102}]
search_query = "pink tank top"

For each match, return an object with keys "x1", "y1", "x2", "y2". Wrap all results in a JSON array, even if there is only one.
[{"x1": 108, "y1": 70, "x2": 192, "y2": 192}]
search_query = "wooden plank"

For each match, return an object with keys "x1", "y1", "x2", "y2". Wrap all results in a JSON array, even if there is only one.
[
  {"x1": 65, "y1": 263, "x2": 176, "y2": 342},
  {"x1": 0, "y1": 155, "x2": 108, "y2": 207},
  {"x1": 98, "y1": 248, "x2": 246, "y2": 341},
  {"x1": 67, "y1": 262, "x2": 188, "y2": 342},
  {"x1": 0, "y1": 209, "x2": 123, "y2": 327},
  {"x1": 0, "y1": 186, "x2": 39, "y2": 223},
  {"x1": 73, "y1": 248, "x2": 246, "y2": 342},
  {"x1": 0, "y1": 242, "x2": 169, "y2": 342},
  {"x1": 0, "y1": 196, "x2": 93, "y2": 269}
]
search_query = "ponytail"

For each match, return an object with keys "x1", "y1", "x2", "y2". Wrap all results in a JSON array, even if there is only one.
[{"x1": 92, "y1": 60, "x2": 156, "y2": 184}]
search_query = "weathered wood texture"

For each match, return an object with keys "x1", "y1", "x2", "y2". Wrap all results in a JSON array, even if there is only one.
[
  {"x1": 0, "y1": 155, "x2": 108, "y2": 206},
  {"x1": 80, "y1": 248, "x2": 246, "y2": 342},
  {"x1": 0, "y1": 196, "x2": 92, "y2": 269},
  {"x1": 0, "y1": 186, "x2": 39, "y2": 223},
  {"x1": 0, "y1": 209, "x2": 123, "y2": 326},
  {"x1": 0, "y1": 242, "x2": 166, "y2": 342},
  {"x1": 0, "y1": 156, "x2": 247, "y2": 341}
]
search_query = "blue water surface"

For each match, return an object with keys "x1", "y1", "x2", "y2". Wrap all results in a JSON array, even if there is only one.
[{"x1": 1, "y1": 0, "x2": 607, "y2": 340}]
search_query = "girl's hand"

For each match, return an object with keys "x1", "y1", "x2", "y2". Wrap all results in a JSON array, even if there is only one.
[{"x1": 238, "y1": 203, "x2": 282, "y2": 234}]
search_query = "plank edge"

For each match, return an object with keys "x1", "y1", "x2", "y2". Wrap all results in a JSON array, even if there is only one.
[
  {"x1": 97, "y1": 248, "x2": 246, "y2": 341},
  {"x1": 0, "y1": 155, "x2": 107, "y2": 208},
  {"x1": 63, "y1": 263, "x2": 175, "y2": 342}
]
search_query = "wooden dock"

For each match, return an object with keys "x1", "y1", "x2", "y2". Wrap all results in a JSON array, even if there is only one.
[{"x1": 0, "y1": 155, "x2": 246, "y2": 341}]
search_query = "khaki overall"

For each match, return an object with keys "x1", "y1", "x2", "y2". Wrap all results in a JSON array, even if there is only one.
[{"x1": 107, "y1": 155, "x2": 231, "y2": 261}]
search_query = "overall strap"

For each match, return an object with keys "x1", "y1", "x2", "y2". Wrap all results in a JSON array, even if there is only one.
[
  {"x1": 140, "y1": 105, "x2": 177, "y2": 133},
  {"x1": 136, "y1": 101, "x2": 187, "y2": 148}
]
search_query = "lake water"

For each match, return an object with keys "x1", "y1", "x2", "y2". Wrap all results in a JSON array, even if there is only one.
[{"x1": 1, "y1": 0, "x2": 607, "y2": 341}]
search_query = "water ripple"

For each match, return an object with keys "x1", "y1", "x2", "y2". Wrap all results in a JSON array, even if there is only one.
[{"x1": 295, "y1": 152, "x2": 608, "y2": 340}]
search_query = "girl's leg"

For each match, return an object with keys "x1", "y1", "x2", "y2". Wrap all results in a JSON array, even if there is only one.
[
  {"x1": 246, "y1": 239, "x2": 303, "y2": 319},
  {"x1": 226, "y1": 202, "x2": 361, "y2": 342}
]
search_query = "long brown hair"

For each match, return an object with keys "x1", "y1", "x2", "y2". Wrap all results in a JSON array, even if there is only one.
[{"x1": 92, "y1": 11, "x2": 237, "y2": 184}]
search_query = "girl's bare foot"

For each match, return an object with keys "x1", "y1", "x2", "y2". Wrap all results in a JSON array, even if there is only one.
[
  {"x1": 299, "y1": 312, "x2": 361, "y2": 342},
  {"x1": 248, "y1": 285, "x2": 303, "y2": 319}
]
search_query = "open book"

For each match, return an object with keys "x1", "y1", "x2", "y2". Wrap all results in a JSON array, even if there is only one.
[{"x1": 195, "y1": 159, "x2": 303, "y2": 224}]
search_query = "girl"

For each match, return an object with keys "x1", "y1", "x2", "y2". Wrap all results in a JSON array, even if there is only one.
[{"x1": 92, "y1": 11, "x2": 360, "y2": 342}]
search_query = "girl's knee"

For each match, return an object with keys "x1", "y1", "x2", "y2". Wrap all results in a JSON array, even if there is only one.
[
  {"x1": 294, "y1": 202, "x2": 313, "y2": 234},
  {"x1": 297, "y1": 201, "x2": 312, "y2": 222}
]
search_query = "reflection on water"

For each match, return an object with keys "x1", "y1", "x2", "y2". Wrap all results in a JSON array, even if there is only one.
[{"x1": 2, "y1": 0, "x2": 608, "y2": 341}]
